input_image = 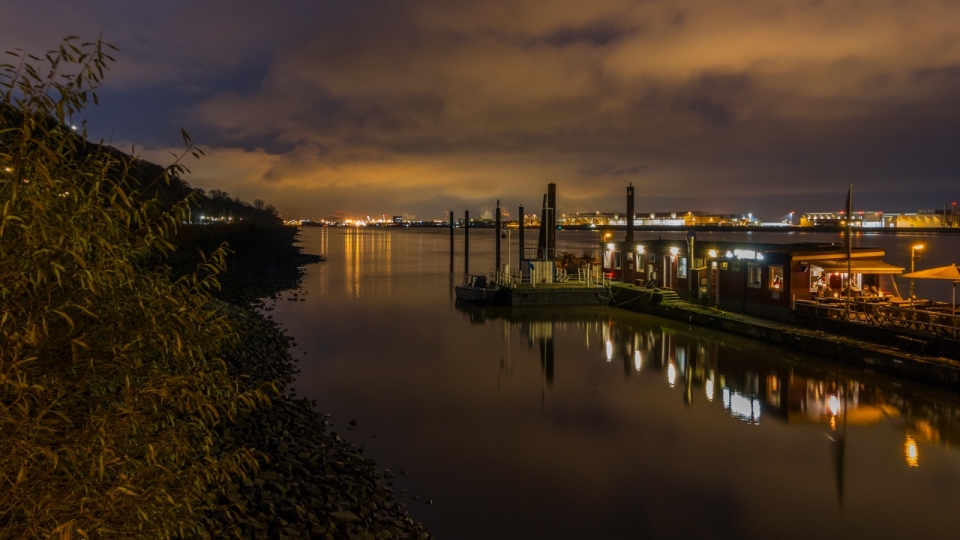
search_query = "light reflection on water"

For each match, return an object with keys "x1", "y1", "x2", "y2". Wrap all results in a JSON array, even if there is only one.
[{"x1": 275, "y1": 227, "x2": 960, "y2": 540}]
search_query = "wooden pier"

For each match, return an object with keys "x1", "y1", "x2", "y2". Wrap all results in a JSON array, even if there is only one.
[{"x1": 503, "y1": 282, "x2": 610, "y2": 307}]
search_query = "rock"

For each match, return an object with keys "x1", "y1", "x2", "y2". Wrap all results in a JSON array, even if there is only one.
[
  {"x1": 192, "y1": 229, "x2": 430, "y2": 539},
  {"x1": 329, "y1": 510, "x2": 360, "y2": 522}
]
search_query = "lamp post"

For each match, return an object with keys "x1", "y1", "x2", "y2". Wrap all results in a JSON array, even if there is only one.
[{"x1": 910, "y1": 244, "x2": 924, "y2": 299}]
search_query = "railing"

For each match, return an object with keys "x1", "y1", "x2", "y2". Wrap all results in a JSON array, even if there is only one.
[
  {"x1": 522, "y1": 247, "x2": 555, "y2": 261},
  {"x1": 493, "y1": 266, "x2": 611, "y2": 288},
  {"x1": 793, "y1": 293, "x2": 960, "y2": 339}
]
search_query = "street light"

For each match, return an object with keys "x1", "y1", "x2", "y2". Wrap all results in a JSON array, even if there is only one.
[{"x1": 910, "y1": 244, "x2": 924, "y2": 299}]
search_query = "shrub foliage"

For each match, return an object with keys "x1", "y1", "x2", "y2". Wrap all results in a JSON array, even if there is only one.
[{"x1": 0, "y1": 38, "x2": 268, "y2": 537}]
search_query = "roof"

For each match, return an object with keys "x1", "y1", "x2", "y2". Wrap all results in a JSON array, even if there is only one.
[
  {"x1": 805, "y1": 259, "x2": 904, "y2": 274},
  {"x1": 901, "y1": 264, "x2": 960, "y2": 280}
]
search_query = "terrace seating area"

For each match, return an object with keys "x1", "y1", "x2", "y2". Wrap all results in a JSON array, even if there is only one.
[{"x1": 794, "y1": 294, "x2": 960, "y2": 340}]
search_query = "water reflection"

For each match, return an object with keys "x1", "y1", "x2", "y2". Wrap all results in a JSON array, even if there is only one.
[
  {"x1": 456, "y1": 301, "x2": 960, "y2": 471},
  {"x1": 342, "y1": 228, "x2": 394, "y2": 297},
  {"x1": 283, "y1": 228, "x2": 960, "y2": 539}
]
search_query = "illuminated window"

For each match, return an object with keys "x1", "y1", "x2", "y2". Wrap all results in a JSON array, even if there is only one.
[
  {"x1": 720, "y1": 261, "x2": 729, "y2": 270},
  {"x1": 614, "y1": 251, "x2": 621, "y2": 270},
  {"x1": 678, "y1": 257, "x2": 688, "y2": 278},
  {"x1": 748, "y1": 264, "x2": 761, "y2": 288},
  {"x1": 769, "y1": 265, "x2": 784, "y2": 290},
  {"x1": 603, "y1": 249, "x2": 612, "y2": 268},
  {"x1": 810, "y1": 269, "x2": 825, "y2": 292}
]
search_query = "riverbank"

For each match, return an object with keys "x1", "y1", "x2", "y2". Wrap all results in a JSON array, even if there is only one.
[{"x1": 180, "y1": 226, "x2": 430, "y2": 539}]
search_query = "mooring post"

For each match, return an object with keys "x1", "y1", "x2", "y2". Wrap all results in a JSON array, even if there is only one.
[
  {"x1": 464, "y1": 210, "x2": 470, "y2": 276},
  {"x1": 518, "y1": 205, "x2": 524, "y2": 278},
  {"x1": 495, "y1": 200, "x2": 501, "y2": 273},
  {"x1": 547, "y1": 183, "x2": 556, "y2": 259},
  {"x1": 449, "y1": 210, "x2": 454, "y2": 273}
]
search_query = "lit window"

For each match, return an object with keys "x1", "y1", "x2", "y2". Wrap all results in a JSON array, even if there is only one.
[
  {"x1": 769, "y1": 265, "x2": 784, "y2": 290},
  {"x1": 678, "y1": 257, "x2": 688, "y2": 278}
]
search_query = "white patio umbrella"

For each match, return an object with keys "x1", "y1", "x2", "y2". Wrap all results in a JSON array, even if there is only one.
[{"x1": 900, "y1": 264, "x2": 960, "y2": 308}]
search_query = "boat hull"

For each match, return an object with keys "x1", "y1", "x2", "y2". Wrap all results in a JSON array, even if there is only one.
[{"x1": 455, "y1": 285, "x2": 499, "y2": 303}]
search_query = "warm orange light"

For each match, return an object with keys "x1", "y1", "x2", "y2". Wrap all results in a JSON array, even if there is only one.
[
  {"x1": 905, "y1": 436, "x2": 919, "y2": 467},
  {"x1": 913, "y1": 244, "x2": 924, "y2": 250}
]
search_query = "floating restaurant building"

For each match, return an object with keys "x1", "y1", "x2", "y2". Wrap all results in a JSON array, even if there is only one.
[{"x1": 602, "y1": 186, "x2": 904, "y2": 322}]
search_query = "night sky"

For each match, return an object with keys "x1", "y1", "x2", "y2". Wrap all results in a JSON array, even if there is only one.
[{"x1": 4, "y1": 1, "x2": 959, "y2": 221}]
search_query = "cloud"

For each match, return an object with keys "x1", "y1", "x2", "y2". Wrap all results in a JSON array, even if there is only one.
[{"x1": 4, "y1": 0, "x2": 960, "y2": 219}]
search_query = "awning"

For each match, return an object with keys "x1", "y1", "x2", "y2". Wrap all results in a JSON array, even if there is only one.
[{"x1": 806, "y1": 260, "x2": 904, "y2": 274}]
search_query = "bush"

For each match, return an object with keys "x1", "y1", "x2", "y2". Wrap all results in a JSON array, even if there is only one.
[{"x1": 0, "y1": 38, "x2": 269, "y2": 537}]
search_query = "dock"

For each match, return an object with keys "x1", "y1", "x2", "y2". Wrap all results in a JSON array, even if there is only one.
[
  {"x1": 503, "y1": 282, "x2": 610, "y2": 307},
  {"x1": 608, "y1": 282, "x2": 960, "y2": 390}
]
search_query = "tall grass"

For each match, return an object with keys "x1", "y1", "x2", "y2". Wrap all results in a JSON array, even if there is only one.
[{"x1": 1, "y1": 38, "x2": 269, "y2": 538}]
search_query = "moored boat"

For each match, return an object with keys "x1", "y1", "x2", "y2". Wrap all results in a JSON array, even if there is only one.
[{"x1": 455, "y1": 275, "x2": 499, "y2": 303}]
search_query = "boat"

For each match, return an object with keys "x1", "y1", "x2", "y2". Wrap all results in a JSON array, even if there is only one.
[{"x1": 455, "y1": 275, "x2": 499, "y2": 303}]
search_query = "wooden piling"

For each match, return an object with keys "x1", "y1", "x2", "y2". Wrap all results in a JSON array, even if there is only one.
[
  {"x1": 518, "y1": 205, "x2": 524, "y2": 274},
  {"x1": 495, "y1": 200, "x2": 501, "y2": 272},
  {"x1": 464, "y1": 210, "x2": 470, "y2": 276}
]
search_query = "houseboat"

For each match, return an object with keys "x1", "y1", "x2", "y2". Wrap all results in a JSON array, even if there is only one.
[{"x1": 600, "y1": 237, "x2": 903, "y2": 322}]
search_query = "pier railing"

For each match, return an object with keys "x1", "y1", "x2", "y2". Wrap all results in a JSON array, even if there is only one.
[
  {"x1": 793, "y1": 294, "x2": 960, "y2": 339},
  {"x1": 493, "y1": 266, "x2": 611, "y2": 288}
]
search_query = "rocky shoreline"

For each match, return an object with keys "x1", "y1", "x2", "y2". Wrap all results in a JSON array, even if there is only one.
[{"x1": 184, "y1": 226, "x2": 430, "y2": 539}]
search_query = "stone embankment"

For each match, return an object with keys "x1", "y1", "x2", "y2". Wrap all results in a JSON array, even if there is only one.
[{"x1": 178, "y1": 226, "x2": 429, "y2": 539}]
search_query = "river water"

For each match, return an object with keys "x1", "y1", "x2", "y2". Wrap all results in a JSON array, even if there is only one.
[{"x1": 268, "y1": 226, "x2": 960, "y2": 539}]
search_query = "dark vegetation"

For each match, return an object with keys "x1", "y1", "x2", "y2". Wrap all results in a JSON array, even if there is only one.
[{"x1": 1, "y1": 38, "x2": 427, "y2": 539}]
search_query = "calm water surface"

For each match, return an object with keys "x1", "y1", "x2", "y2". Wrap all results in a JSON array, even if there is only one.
[{"x1": 267, "y1": 227, "x2": 960, "y2": 539}]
